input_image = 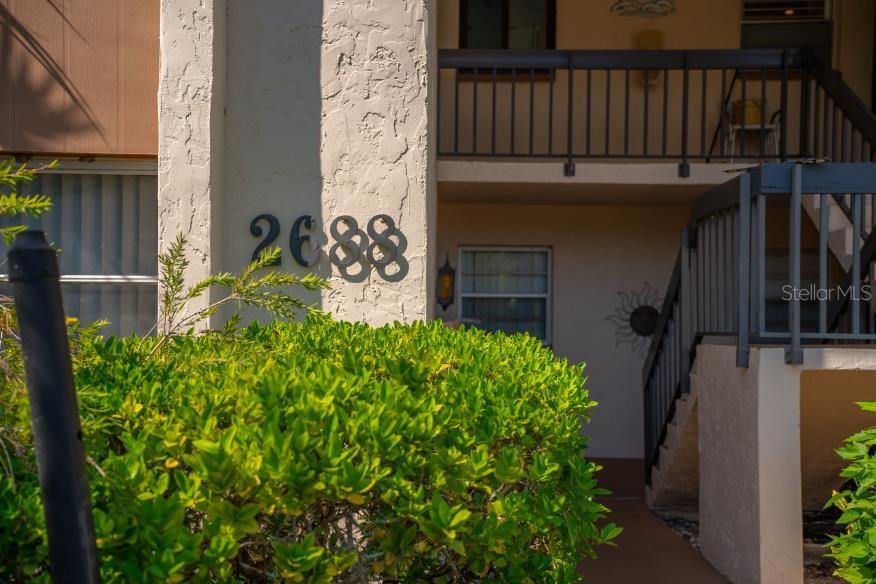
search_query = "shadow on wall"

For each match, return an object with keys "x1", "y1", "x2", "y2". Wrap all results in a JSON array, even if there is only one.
[
  {"x1": 223, "y1": 0, "x2": 329, "y2": 316},
  {"x1": 0, "y1": 1, "x2": 105, "y2": 152},
  {"x1": 224, "y1": 1, "x2": 415, "y2": 323}
]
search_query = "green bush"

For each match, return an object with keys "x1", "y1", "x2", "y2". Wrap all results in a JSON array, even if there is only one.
[
  {"x1": 0, "y1": 317, "x2": 616, "y2": 582},
  {"x1": 826, "y1": 402, "x2": 876, "y2": 583}
]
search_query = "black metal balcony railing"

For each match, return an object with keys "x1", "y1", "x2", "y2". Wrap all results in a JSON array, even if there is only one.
[
  {"x1": 437, "y1": 48, "x2": 876, "y2": 175},
  {"x1": 643, "y1": 163, "x2": 876, "y2": 480}
]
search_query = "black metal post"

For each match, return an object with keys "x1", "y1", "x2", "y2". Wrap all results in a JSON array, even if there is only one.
[
  {"x1": 679, "y1": 53, "x2": 690, "y2": 177},
  {"x1": 564, "y1": 53, "x2": 576, "y2": 176},
  {"x1": 736, "y1": 173, "x2": 751, "y2": 367},
  {"x1": 8, "y1": 230, "x2": 100, "y2": 584}
]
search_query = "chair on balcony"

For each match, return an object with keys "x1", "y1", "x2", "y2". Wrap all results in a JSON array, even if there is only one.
[{"x1": 722, "y1": 98, "x2": 781, "y2": 162}]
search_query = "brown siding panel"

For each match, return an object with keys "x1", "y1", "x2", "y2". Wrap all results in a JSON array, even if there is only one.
[
  {"x1": 120, "y1": 1, "x2": 159, "y2": 154},
  {"x1": 0, "y1": 0, "x2": 157, "y2": 156}
]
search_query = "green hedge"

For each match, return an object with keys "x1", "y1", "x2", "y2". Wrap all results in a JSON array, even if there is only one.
[
  {"x1": 827, "y1": 402, "x2": 876, "y2": 583},
  {"x1": 0, "y1": 318, "x2": 616, "y2": 582}
]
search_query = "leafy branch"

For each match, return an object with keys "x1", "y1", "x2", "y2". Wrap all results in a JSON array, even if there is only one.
[
  {"x1": 0, "y1": 159, "x2": 56, "y2": 244},
  {"x1": 153, "y1": 234, "x2": 328, "y2": 352}
]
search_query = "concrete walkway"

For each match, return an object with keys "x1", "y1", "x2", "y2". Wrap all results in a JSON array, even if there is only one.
[{"x1": 578, "y1": 459, "x2": 727, "y2": 584}]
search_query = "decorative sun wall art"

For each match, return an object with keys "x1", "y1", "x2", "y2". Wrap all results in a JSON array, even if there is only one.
[
  {"x1": 610, "y1": 0, "x2": 677, "y2": 18},
  {"x1": 606, "y1": 281, "x2": 662, "y2": 357}
]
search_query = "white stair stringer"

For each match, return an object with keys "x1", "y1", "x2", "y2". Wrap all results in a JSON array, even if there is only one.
[{"x1": 645, "y1": 363, "x2": 701, "y2": 512}]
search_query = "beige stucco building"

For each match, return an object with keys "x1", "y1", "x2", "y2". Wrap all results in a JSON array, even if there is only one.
[{"x1": 3, "y1": 1, "x2": 876, "y2": 582}]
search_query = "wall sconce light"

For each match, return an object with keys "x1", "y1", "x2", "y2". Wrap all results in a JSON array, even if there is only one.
[{"x1": 436, "y1": 255, "x2": 455, "y2": 310}]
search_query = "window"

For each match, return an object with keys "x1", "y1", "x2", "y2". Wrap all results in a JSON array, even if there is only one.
[
  {"x1": 459, "y1": 247, "x2": 551, "y2": 343},
  {"x1": 0, "y1": 162, "x2": 158, "y2": 337},
  {"x1": 740, "y1": 1, "x2": 832, "y2": 60},
  {"x1": 460, "y1": 0, "x2": 556, "y2": 50},
  {"x1": 742, "y1": 0, "x2": 830, "y2": 22}
]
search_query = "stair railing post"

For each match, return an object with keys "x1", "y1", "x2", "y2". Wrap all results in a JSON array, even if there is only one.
[
  {"x1": 737, "y1": 173, "x2": 752, "y2": 367},
  {"x1": 787, "y1": 165, "x2": 804, "y2": 364},
  {"x1": 679, "y1": 52, "x2": 690, "y2": 177},
  {"x1": 680, "y1": 227, "x2": 692, "y2": 392},
  {"x1": 780, "y1": 49, "x2": 789, "y2": 161},
  {"x1": 7, "y1": 230, "x2": 100, "y2": 584}
]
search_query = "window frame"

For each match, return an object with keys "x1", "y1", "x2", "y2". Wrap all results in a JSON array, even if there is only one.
[
  {"x1": 740, "y1": 0, "x2": 831, "y2": 23},
  {"x1": 457, "y1": 245, "x2": 553, "y2": 344},
  {"x1": 0, "y1": 157, "x2": 159, "y2": 336},
  {"x1": 459, "y1": 0, "x2": 558, "y2": 50}
]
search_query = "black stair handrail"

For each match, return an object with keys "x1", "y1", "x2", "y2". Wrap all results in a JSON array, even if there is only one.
[
  {"x1": 642, "y1": 176, "x2": 746, "y2": 385},
  {"x1": 806, "y1": 49, "x2": 876, "y2": 150}
]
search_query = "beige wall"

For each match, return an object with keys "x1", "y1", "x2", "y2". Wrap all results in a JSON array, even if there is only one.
[
  {"x1": 0, "y1": 0, "x2": 158, "y2": 156},
  {"x1": 437, "y1": 200, "x2": 689, "y2": 458}
]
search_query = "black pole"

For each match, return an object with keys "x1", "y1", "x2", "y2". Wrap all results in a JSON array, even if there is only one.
[{"x1": 8, "y1": 230, "x2": 99, "y2": 583}]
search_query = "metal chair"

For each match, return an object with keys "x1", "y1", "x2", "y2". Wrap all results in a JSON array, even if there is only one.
[{"x1": 722, "y1": 102, "x2": 781, "y2": 162}]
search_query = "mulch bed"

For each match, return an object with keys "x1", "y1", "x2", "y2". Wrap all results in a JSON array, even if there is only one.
[{"x1": 653, "y1": 509, "x2": 845, "y2": 584}]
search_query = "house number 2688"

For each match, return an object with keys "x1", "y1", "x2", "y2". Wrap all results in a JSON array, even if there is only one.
[{"x1": 249, "y1": 214, "x2": 401, "y2": 268}]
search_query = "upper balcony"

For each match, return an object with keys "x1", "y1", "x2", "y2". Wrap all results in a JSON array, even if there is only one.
[{"x1": 436, "y1": 48, "x2": 876, "y2": 178}]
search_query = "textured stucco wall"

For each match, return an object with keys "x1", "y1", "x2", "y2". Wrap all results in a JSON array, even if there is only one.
[
  {"x1": 222, "y1": 0, "x2": 435, "y2": 324},
  {"x1": 697, "y1": 343, "x2": 763, "y2": 584},
  {"x1": 158, "y1": 0, "x2": 226, "y2": 323}
]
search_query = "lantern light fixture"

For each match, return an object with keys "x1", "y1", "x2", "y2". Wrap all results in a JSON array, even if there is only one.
[{"x1": 436, "y1": 255, "x2": 456, "y2": 310}]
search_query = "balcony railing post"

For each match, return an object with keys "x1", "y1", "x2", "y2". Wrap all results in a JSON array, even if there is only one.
[
  {"x1": 800, "y1": 67, "x2": 811, "y2": 158},
  {"x1": 565, "y1": 52, "x2": 576, "y2": 176},
  {"x1": 780, "y1": 50, "x2": 789, "y2": 161},
  {"x1": 737, "y1": 173, "x2": 751, "y2": 367},
  {"x1": 787, "y1": 164, "x2": 804, "y2": 364},
  {"x1": 8, "y1": 230, "x2": 100, "y2": 584},
  {"x1": 679, "y1": 52, "x2": 690, "y2": 177}
]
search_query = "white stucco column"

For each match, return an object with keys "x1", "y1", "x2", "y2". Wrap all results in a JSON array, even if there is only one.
[
  {"x1": 218, "y1": 0, "x2": 436, "y2": 325},
  {"x1": 698, "y1": 345, "x2": 804, "y2": 584},
  {"x1": 159, "y1": 0, "x2": 435, "y2": 325},
  {"x1": 157, "y1": 0, "x2": 226, "y2": 326}
]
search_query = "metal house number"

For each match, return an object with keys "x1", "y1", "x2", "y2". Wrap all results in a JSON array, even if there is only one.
[{"x1": 249, "y1": 214, "x2": 402, "y2": 269}]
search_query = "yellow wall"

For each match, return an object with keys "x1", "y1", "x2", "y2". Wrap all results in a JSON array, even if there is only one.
[
  {"x1": 835, "y1": 0, "x2": 875, "y2": 106},
  {"x1": 556, "y1": 0, "x2": 739, "y2": 50},
  {"x1": 800, "y1": 370, "x2": 876, "y2": 509},
  {"x1": 438, "y1": 0, "x2": 741, "y2": 50}
]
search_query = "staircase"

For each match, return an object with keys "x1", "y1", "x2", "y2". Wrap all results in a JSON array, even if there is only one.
[
  {"x1": 643, "y1": 47, "x2": 876, "y2": 506},
  {"x1": 644, "y1": 164, "x2": 876, "y2": 509}
]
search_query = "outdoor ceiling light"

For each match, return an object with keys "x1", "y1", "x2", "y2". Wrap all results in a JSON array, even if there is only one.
[{"x1": 436, "y1": 255, "x2": 456, "y2": 310}]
